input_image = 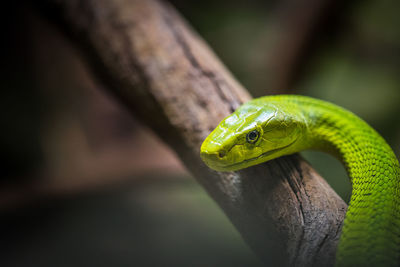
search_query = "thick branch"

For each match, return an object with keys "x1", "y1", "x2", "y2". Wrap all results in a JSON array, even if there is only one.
[{"x1": 35, "y1": 0, "x2": 347, "y2": 265}]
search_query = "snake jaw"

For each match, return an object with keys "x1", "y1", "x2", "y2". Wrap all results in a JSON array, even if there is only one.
[{"x1": 200, "y1": 137, "x2": 298, "y2": 172}]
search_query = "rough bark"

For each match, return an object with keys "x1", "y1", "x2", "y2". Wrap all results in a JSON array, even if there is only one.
[{"x1": 34, "y1": 0, "x2": 347, "y2": 265}]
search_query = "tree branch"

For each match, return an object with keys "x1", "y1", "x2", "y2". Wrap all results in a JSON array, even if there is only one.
[{"x1": 34, "y1": 0, "x2": 347, "y2": 265}]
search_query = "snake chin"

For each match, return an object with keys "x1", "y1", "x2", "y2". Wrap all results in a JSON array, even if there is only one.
[
  {"x1": 229, "y1": 139, "x2": 297, "y2": 170},
  {"x1": 209, "y1": 138, "x2": 298, "y2": 172}
]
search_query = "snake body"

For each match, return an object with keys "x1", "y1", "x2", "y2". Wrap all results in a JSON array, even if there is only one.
[{"x1": 200, "y1": 95, "x2": 400, "y2": 266}]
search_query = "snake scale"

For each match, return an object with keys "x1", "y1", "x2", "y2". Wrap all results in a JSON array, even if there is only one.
[{"x1": 200, "y1": 95, "x2": 400, "y2": 266}]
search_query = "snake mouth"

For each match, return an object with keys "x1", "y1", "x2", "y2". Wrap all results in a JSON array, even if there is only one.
[{"x1": 218, "y1": 138, "x2": 298, "y2": 171}]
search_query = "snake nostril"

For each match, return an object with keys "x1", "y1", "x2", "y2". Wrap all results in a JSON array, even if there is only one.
[{"x1": 218, "y1": 151, "x2": 226, "y2": 158}]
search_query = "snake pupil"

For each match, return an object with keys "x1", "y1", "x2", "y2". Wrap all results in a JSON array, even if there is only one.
[{"x1": 247, "y1": 130, "x2": 259, "y2": 143}]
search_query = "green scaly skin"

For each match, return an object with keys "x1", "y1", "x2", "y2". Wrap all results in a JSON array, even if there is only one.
[{"x1": 200, "y1": 95, "x2": 400, "y2": 266}]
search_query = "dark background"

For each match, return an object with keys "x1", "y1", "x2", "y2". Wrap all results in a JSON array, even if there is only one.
[{"x1": 1, "y1": 0, "x2": 399, "y2": 266}]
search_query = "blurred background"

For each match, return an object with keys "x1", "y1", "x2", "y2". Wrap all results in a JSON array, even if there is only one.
[{"x1": 1, "y1": 0, "x2": 400, "y2": 266}]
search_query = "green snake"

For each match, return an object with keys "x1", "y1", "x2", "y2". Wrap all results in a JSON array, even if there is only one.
[{"x1": 200, "y1": 95, "x2": 400, "y2": 266}]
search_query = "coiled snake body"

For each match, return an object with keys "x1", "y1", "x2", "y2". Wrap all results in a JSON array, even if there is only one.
[{"x1": 200, "y1": 95, "x2": 400, "y2": 266}]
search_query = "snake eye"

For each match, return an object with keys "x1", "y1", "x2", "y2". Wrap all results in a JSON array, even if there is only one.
[{"x1": 246, "y1": 130, "x2": 259, "y2": 144}]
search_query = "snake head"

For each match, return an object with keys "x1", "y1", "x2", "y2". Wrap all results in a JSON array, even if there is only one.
[{"x1": 200, "y1": 99, "x2": 306, "y2": 171}]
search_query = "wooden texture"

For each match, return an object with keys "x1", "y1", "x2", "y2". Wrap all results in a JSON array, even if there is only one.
[{"x1": 35, "y1": 0, "x2": 347, "y2": 265}]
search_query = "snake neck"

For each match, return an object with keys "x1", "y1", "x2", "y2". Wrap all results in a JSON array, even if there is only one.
[{"x1": 301, "y1": 102, "x2": 400, "y2": 266}]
